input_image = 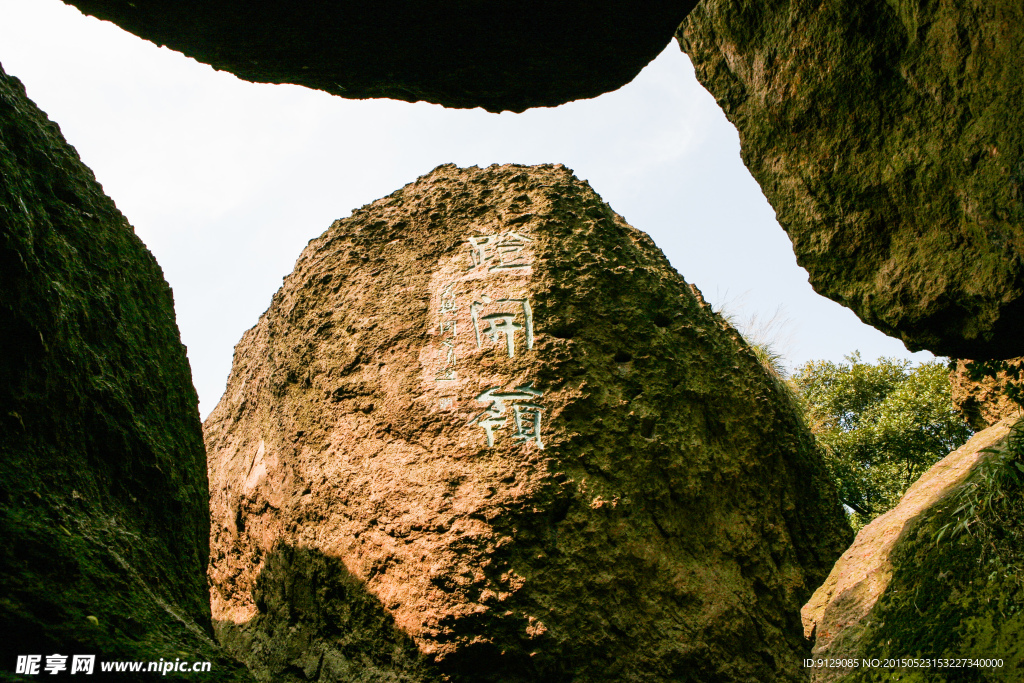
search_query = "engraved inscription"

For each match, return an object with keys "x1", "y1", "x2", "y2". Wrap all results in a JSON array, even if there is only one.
[
  {"x1": 469, "y1": 382, "x2": 545, "y2": 449},
  {"x1": 435, "y1": 282, "x2": 458, "y2": 381},
  {"x1": 467, "y1": 231, "x2": 533, "y2": 272},
  {"x1": 470, "y1": 298, "x2": 534, "y2": 358}
]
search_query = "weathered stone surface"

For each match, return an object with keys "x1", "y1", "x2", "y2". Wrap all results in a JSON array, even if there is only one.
[
  {"x1": 801, "y1": 418, "x2": 1020, "y2": 681},
  {"x1": 60, "y1": 0, "x2": 695, "y2": 113},
  {"x1": 677, "y1": 0, "x2": 1024, "y2": 360},
  {"x1": 206, "y1": 163, "x2": 852, "y2": 681},
  {"x1": 950, "y1": 358, "x2": 1023, "y2": 430},
  {"x1": 0, "y1": 64, "x2": 251, "y2": 679}
]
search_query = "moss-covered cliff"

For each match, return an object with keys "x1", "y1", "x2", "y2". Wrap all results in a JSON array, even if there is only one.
[
  {"x1": 678, "y1": 0, "x2": 1024, "y2": 359},
  {"x1": 0, "y1": 63, "x2": 251, "y2": 680}
]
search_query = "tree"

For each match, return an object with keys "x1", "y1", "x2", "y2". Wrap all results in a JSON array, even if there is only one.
[{"x1": 791, "y1": 352, "x2": 973, "y2": 530}]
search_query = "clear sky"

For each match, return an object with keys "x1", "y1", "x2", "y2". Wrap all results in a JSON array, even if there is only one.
[{"x1": 0, "y1": 0, "x2": 935, "y2": 418}]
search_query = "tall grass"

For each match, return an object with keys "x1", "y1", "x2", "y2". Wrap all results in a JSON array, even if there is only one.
[{"x1": 712, "y1": 293, "x2": 794, "y2": 383}]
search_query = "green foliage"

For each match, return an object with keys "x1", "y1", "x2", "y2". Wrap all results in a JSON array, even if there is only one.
[
  {"x1": 841, "y1": 421, "x2": 1024, "y2": 680},
  {"x1": 713, "y1": 300, "x2": 792, "y2": 382},
  {"x1": 748, "y1": 339, "x2": 789, "y2": 385},
  {"x1": 934, "y1": 420, "x2": 1024, "y2": 587},
  {"x1": 792, "y1": 352, "x2": 974, "y2": 530}
]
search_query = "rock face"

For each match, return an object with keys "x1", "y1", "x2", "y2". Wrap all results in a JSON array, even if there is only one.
[
  {"x1": 206, "y1": 163, "x2": 852, "y2": 682},
  {"x1": 950, "y1": 358, "x2": 1023, "y2": 430},
  {"x1": 0, "y1": 64, "x2": 250, "y2": 679},
  {"x1": 801, "y1": 418, "x2": 1021, "y2": 681},
  {"x1": 677, "y1": 0, "x2": 1024, "y2": 360},
  {"x1": 61, "y1": 0, "x2": 695, "y2": 113}
]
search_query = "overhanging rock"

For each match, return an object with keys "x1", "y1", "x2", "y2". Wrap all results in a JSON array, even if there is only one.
[
  {"x1": 678, "y1": 0, "x2": 1024, "y2": 359},
  {"x1": 61, "y1": 0, "x2": 696, "y2": 112}
]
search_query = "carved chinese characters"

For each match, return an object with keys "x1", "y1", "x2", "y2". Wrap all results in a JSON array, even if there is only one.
[
  {"x1": 424, "y1": 230, "x2": 545, "y2": 449},
  {"x1": 205, "y1": 164, "x2": 854, "y2": 681},
  {"x1": 470, "y1": 298, "x2": 534, "y2": 357},
  {"x1": 470, "y1": 382, "x2": 545, "y2": 449},
  {"x1": 466, "y1": 231, "x2": 533, "y2": 271},
  {"x1": 435, "y1": 282, "x2": 458, "y2": 382}
]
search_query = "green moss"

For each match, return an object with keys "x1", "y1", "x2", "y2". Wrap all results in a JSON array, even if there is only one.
[
  {"x1": 678, "y1": 0, "x2": 1024, "y2": 358},
  {"x1": 839, "y1": 424, "x2": 1024, "y2": 682},
  {"x1": 0, "y1": 65, "x2": 251, "y2": 679}
]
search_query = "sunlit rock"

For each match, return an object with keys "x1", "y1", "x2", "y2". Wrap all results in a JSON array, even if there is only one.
[{"x1": 206, "y1": 163, "x2": 851, "y2": 681}]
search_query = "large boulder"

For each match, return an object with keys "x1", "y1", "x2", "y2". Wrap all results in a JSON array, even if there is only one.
[
  {"x1": 60, "y1": 0, "x2": 695, "y2": 113},
  {"x1": 801, "y1": 417, "x2": 1023, "y2": 681},
  {"x1": 0, "y1": 64, "x2": 250, "y2": 679},
  {"x1": 205, "y1": 163, "x2": 852, "y2": 681},
  {"x1": 677, "y1": 0, "x2": 1024, "y2": 360}
]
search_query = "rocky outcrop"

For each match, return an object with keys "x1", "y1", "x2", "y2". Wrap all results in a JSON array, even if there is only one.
[
  {"x1": 677, "y1": 0, "x2": 1024, "y2": 360},
  {"x1": 0, "y1": 64, "x2": 251, "y2": 679},
  {"x1": 206, "y1": 163, "x2": 852, "y2": 682},
  {"x1": 61, "y1": 0, "x2": 695, "y2": 113},
  {"x1": 950, "y1": 358, "x2": 1023, "y2": 430},
  {"x1": 801, "y1": 417, "x2": 1022, "y2": 681}
]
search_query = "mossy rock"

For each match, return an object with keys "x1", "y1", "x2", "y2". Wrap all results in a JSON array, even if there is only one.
[
  {"x1": 0, "y1": 64, "x2": 252, "y2": 680},
  {"x1": 678, "y1": 0, "x2": 1024, "y2": 359}
]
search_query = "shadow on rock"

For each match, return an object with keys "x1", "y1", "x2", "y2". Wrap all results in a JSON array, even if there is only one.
[{"x1": 215, "y1": 543, "x2": 457, "y2": 683}]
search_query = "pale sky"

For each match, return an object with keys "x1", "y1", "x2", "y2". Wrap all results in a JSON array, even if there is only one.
[{"x1": 0, "y1": 0, "x2": 935, "y2": 418}]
